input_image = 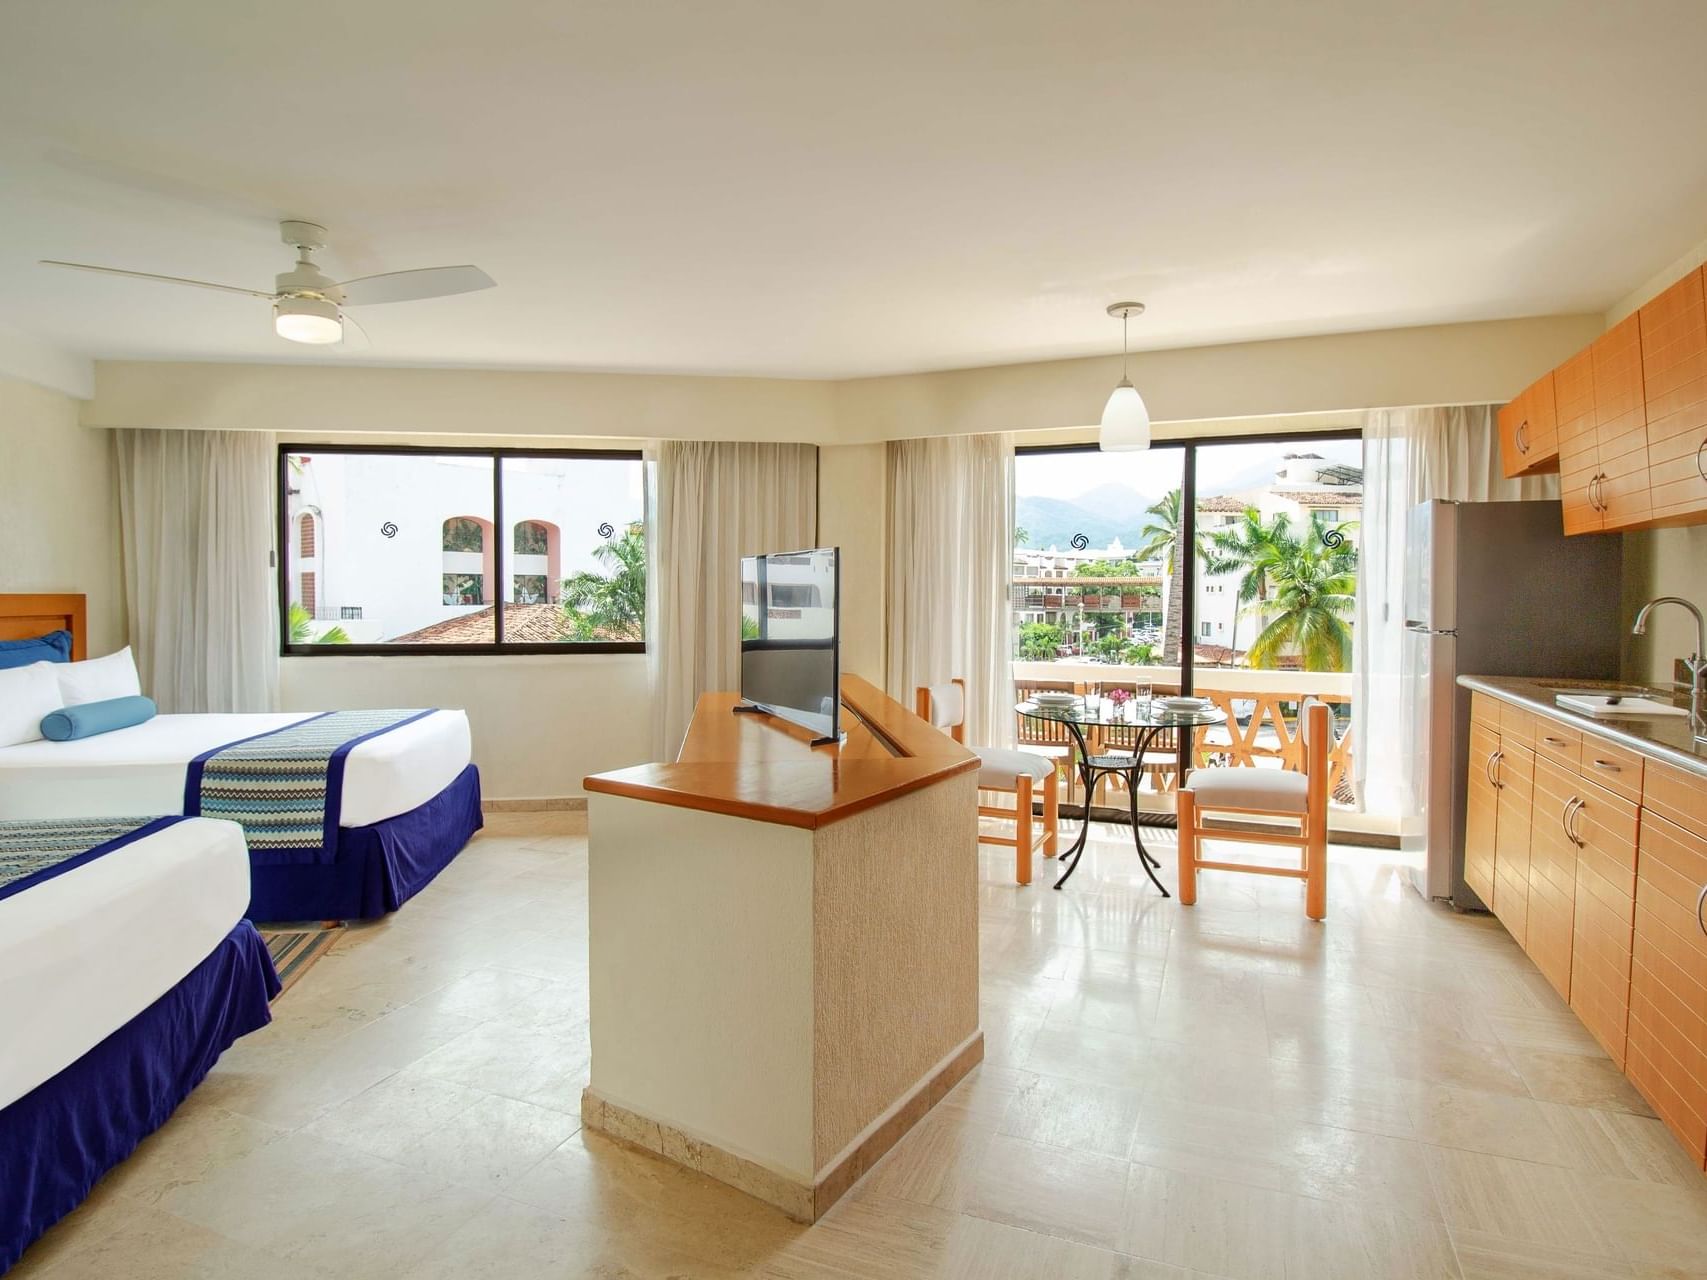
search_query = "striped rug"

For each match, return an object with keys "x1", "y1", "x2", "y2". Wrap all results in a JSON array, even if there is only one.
[{"x1": 259, "y1": 925, "x2": 343, "y2": 997}]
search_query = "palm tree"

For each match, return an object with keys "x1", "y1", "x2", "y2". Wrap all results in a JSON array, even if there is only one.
[
  {"x1": 562, "y1": 522, "x2": 646, "y2": 641},
  {"x1": 287, "y1": 602, "x2": 351, "y2": 645},
  {"x1": 1203, "y1": 508, "x2": 1300, "y2": 665},
  {"x1": 1131, "y1": 489, "x2": 1211, "y2": 665},
  {"x1": 1014, "y1": 525, "x2": 1030, "y2": 548},
  {"x1": 1244, "y1": 532, "x2": 1358, "y2": 672}
]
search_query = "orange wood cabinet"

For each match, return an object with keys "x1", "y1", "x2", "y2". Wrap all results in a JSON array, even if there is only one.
[
  {"x1": 1499, "y1": 371, "x2": 1561, "y2": 477},
  {"x1": 1627, "y1": 807, "x2": 1707, "y2": 1166},
  {"x1": 1567, "y1": 776, "x2": 1640, "y2": 1067},
  {"x1": 1465, "y1": 718, "x2": 1501, "y2": 907},
  {"x1": 1528, "y1": 754, "x2": 1581, "y2": 999},
  {"x1": 1494, "y1": 743, "x2": 1535, "y2": 946},
  {"x1": 1553, "y1": 347, "x2": 1605, "y2": 536},
  {"x1": 1501, "y1": 261, "x2": 1707, "y2": 533},
  {"x1": 1640, "y1": 267, "x2": 1707, "y2": 525}
]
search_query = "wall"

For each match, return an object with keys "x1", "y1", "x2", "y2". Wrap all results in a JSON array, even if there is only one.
[
  {"x1": 816, "y1": 443, "x2": 887, "y2": 686},
  {"x1": 0, "y1": 376, "x2": 125, "y2": 654},
  {"x1": 278, "y1": 651, "x2": 652, "y2": 801}
]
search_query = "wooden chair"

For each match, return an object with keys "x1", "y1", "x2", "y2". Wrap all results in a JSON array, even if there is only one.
[
  {"x1": 1177, "y1": 698, "x2": 1329, "y2": 920},
  {"x1": 917, "y1": 679, "x2": 1059, "y2": 886}
]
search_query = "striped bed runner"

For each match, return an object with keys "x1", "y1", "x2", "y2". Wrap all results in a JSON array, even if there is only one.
[
  {"x1": 261, "y1": 926, "x2": 344, "y2": 996},
  {"x1": 0, "y1": 816, "x2": 184, "y2": 901},
  {"x1": 186, "y1": 709, "x2": 433, "y2": 864}
]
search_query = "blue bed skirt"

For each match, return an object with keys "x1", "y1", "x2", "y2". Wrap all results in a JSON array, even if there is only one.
[
  {"x1": 0, "y1": 921, "x2": 278, "y2": 1273},
  {"x1": 246, "y1": 763, "x2": 483, "y2": 923}
]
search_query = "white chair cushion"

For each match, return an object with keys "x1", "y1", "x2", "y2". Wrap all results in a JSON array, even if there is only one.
[
  {"x1": 1184, "y1": 767, "x2": 1308, "y2": 813},
  {"x1": 925, "y1": 681, "x2": 965, "y2": 730},
  {"x1": 974, "y1": 745, "x2": 1053, "y2": 787}
]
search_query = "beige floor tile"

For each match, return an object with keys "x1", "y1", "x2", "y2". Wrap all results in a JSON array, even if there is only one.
[
  {"x1": 1425, "y1": 1146, "x2": 1617, "y2": 1257},
  {"x1": 1579, "y1": 1172, "x2": 1707, "y2": 1276},
  {"x1": 1281, "y1": 1122, "x2": 1444, "y2": 1222},
  {"x1": 1404, "y1": 1083, "x2": 1572, "y2": 1165},
  {"x1": 934, "y1": 1063, "x2": 1038, "y2": 1127},
  {"x1": 1118, "y1": 1160, "x2": 1297, "y2": 1280},
  {"x1": 1505, "y1": 1049, "x2": 1659, "y2": 1117},
  {"x1": 1448, "y1": 1228, "x2": 1635, "y2": 1280},
  {"x1": 96, "y1": 1100, "x2": 289, "y2": 1207},
  {"x1": 388, "y1": 1090, "x2": 582, "y2": 1192},
  {"x1": 1534, "y1": 1101, "x2": 1707, "y2": 1187},
  {"x1": 964, "y1": 1133, "x2": 1132, "y2": 1252},
  {"x1": 756, "y1": 1193, "x2": 953, "y2": 1279},
  {"x1": 856, "y1": 1109, "x2": 1000, "y2": 1212},
  {"x1": 1281, "y1": 1197, "x2": 1461, "y2": 1280},
  {"x1": 16, "y1": 1195, "x2": 330, "y2": 1280},
  {"x1": 999, "y1": 1071, "x2": 1145, "y2": 1159},
  {"x1": 409, "y1": 1019, "x2": 588, "y2": 1114},
  {"x1": 940, "y1": 1211, "x2": 1199, "y2": 1279},
  {"x1": 156, "y1": 1131, "x2": 493, "y2": 1279},
  {"x1": 1022, "y1": 1023, "x2": 1151, "y2": 1090},
  {"x1": 302, "y1": 1069, "x2": 488, "y2": 1163}
]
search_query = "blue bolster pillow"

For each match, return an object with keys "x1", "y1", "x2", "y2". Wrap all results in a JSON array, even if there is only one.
[{"x1": 40, "y1": 695, "x2": 158, "y2": 742}]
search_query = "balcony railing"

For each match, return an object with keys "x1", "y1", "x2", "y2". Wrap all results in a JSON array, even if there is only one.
[{"x1": 1012, "y1": 660, "x2": 1354, "y2": 809}]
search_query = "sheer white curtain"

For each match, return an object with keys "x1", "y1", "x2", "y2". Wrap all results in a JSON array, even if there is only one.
[
  {"x1": 886, "y1": 433, "x2": 1015, "y2": 747},
  {"x1": 1354, "y1": 406, "x2": 1557, "y2": 813},
  {"x1": 115, "y1": 429, "x2": 277, "y2": 713},
  {"x1": 648, "y1": 441, "x2": 818, "y2": 759}
]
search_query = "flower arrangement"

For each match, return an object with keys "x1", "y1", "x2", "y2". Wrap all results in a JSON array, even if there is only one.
[{"x1": 1108, "y1": 688, "x2": 1131, "y2": 706}]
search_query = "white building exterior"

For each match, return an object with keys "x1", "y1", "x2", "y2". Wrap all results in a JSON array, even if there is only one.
[{"x1": 284, "y1": 452, "x2": 643, "y2": 642}]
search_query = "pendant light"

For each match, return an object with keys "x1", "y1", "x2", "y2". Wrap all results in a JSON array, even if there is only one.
[{"x1": 1099, "y1": 301, "x2": 1151, "y2": 452}]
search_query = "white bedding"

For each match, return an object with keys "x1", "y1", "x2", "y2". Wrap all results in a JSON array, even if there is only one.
[
  {"x1": 0, "y1": 817, "x2": 251, "y2": 1108},
  {"x1": 0, "y1": 710, "x2": 472, "y2": 826}
]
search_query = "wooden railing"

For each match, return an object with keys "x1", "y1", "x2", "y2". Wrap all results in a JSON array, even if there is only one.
[{"x1": 1012, "y1": 661, "x2": 1355, "y2": 806}]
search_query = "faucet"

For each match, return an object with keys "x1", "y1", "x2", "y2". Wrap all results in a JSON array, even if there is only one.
[{"x1": 1632, "y1": 596, "x2": 1707, "y2": 745}]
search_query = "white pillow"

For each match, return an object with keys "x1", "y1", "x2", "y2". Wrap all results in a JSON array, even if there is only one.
[
  {"x1": 56, "y1": 646, "x2": 143, "y2": 706},
  {"x1": 0, "y1": 662, "x2": 65, "y2": 747}
]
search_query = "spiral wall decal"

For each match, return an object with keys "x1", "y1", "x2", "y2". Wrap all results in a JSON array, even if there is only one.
[
  {"x1": 380, "y1": 522, "x2": 398, "y2": 539},
  {"x1": 597, "y1": 522, "x2": 615, "y2": 539},
  {"x1": 1320, "y1": 527, "x2": 1346, "y2": 549},
  {"x1": 1070, "y1": 533, "x2": 1090, "y2": 550}
]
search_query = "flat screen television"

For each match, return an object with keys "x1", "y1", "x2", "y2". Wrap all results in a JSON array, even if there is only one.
[{"x1": 737, "y1": 546, "x2": 841, "y2": 744}]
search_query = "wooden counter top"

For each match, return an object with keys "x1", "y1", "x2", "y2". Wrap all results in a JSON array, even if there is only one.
[{"x1": 583, "y1": 674, "x2": 979, "y2": 829}]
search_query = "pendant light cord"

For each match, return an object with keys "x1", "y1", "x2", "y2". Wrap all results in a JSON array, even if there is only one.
[{"x1": 1122, "y1": 309, "x2": 1129, "y2": 380}]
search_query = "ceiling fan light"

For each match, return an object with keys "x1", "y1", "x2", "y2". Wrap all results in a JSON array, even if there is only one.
[
  {"x1": 1099, "y1": 379, "x2": 1151, "y2": 451},
  {"x1": 274, "y1": 296, "x2": 343, "y2": 344}
]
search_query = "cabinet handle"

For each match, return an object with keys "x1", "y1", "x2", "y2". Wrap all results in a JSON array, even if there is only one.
[
  {"x1": 1697, "y1": 882, "x2": 1707, "y2": 938},
  {"x1": 1592, "y1": 473, "x2": 1606, "y2": 512},
  {"x1": 1697, "y1": 436, "x2": 1706, "y2": 483},
  {"x1": 1484, "y1": 749, "x2": 1500, "y2": 787},
  {"x1": 1568, "y1": 796, "x2": 1587, "y2": 848},
  {"x1": 1542, "y1": 735, "x2": 1569, "y2": 748},
  {"x1": 1588, "y1": 758, "x2": 1621, "y2": 773},
  {"x1": 1516, "y1": 420, "x2": 1529, "y2": 454},
  {"x1": 1562, "y1": 796, "x2": 1584, "y2": 847}
]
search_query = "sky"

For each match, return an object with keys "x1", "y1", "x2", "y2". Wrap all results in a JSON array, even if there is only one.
[{"x1": 1017, "y1": 437, "x2": 1362, "y2": 504}]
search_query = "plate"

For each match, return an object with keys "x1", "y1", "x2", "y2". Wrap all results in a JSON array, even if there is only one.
[
  {"x1": 1159, "y1": 696, "x2": 1208, "y2": 711},
  {"x1": 1032, "y1": 693, "x2": 1077, "y2": 707}
]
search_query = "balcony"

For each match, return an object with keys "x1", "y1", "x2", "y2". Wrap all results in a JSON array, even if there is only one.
[{"x1": 1012, "y1": 659, "x2": 1356, "y2": 820}]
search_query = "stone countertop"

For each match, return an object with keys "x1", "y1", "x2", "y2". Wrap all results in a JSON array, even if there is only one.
[{"x1": 1457, "y1": 674, "x2": 1707, "y2": 780}]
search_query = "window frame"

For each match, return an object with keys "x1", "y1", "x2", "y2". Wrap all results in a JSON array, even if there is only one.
[
  {"x1": 277, "y1": 442, "x2": 647, "y2": 657},
  {"x1": 1014, "y1": 427, "x2": 1361, "y2": 693}
]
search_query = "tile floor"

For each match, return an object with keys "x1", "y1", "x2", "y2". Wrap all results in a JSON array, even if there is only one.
[{"x1": 13, "y1": 813, "x2": 1707, "y2": 1279}]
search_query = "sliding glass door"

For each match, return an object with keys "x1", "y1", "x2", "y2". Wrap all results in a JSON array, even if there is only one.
[{"x1": 1013, "y1": 430, "x2": 1362, "y2": 822}]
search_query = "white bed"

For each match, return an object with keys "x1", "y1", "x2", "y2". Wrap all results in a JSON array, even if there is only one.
[
  {"x1": 0, "y1": 710, "x2": 472, "y2": 826},
  {"x1": 0, "y1": 817, "x2": 250, "y2": 1109}
]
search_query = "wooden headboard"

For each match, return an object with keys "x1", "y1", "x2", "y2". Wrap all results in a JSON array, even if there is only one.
[{"x1": 0, "y1": 593, "x2": 87, "y2": 660}]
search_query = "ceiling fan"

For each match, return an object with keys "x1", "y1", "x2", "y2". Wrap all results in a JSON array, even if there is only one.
[{"x1": 41, "y1": 220, "x2": 495, "y2": 345}]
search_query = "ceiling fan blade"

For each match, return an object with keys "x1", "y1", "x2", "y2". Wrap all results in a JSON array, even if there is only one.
[
  {"x1": 335, "y1": 265, "x2": 494, "y2": 307},
  {"x1": 338, "y1": 310, "x2": 373, "y2": 350},
  {"x1": 39, "y1": 260, "x2": 276, "y2": 299}
]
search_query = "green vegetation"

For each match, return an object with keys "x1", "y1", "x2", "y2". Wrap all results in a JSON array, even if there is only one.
[
  {"x1": 442, "y1": 517, "x2": 485, "y2": 552},
  {"x1": 1074, "y1": 556, "x2": 1145, "y2": 578},
  {"x1": 1017, "y1": 621, "x2": 1064, "y2": 661},
  {"x1": 287, "y1": 602, "x2": 351, "y2": 645},
  {"x1": 1131, "y1": 489, "x2": 1212, "y2": 665},
  {"x1": 1244, "y1": 527, "x2": 1358, "y2": 672},
  {"x1": 1202, "y1": 508, "x2": 1299, "y2": 662},
  {"x1": 561, "y1": 522, "x2": 646, "y2": 641}
]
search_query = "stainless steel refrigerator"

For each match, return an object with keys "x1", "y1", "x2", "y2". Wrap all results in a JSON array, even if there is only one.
[{"x1": 1401, "y1": 500, "x2": 1623, "y2": 908}]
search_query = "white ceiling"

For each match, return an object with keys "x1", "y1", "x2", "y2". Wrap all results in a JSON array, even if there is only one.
[{"x1": 3, "y1": 0, "x2": 1707, "y2": 380}]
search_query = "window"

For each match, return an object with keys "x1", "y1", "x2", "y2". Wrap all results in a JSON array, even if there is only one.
[{"x1": 280, "y1": 446, "x2": 645, "y2": 653}]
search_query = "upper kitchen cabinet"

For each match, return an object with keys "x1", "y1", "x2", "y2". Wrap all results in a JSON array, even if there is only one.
[
  {"x1": 1591, "y1": 313, "x2": 1653, "y2": 528},
  {"x1": 1639, "y1": 266, "x2": 1707, "y2": 525},
  {"x1": 1499, "y1": 371, "x2": 1560, "y2": 477},
  {"x1": 1499, "y1": 260, "x2": 1707, "y2": 534},
  {"x1": 1555, "y1": 347, "x2": 1605, "y2": 535}
]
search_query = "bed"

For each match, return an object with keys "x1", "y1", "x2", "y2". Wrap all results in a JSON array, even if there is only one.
[
  {"x1": 0, "y1": 814, "x2": 278, "y2": 1271},
  {"x1": 0, "y1": 595, "x2": 483, "y2": 922}
]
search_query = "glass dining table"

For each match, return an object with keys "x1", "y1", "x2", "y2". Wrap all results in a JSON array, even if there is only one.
[{"x1": 1015, "y1": 696, "x2": 1228, "y2": 892}]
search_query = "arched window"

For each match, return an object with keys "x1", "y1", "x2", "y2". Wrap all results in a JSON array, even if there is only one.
[
  {"x1": 441, "y1": 516, "x2": 494, "y2": 606},
  {"x1": 509, "y1": 519, "x2": 561, "y2": 604},
  {"x1": 442, "y1": 517, "x2": 486, "y2": 553},
  {"x1": 298, "y1": 512, "x2": 317, "y2": 557},
  {"x1": 294, "y1": 512, "x2": 321, "y2": 614}
]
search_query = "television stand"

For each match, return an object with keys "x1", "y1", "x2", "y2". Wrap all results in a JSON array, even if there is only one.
[{"x1": 732, "y1": 700, "x2": 843, "y2": 747}]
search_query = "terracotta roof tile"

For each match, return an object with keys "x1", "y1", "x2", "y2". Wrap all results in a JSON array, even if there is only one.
[{"x1": 390, "y1": 603, "x2": 633, "y2": 644}]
